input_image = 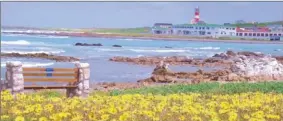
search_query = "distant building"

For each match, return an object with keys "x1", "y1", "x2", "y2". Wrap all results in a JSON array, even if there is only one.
[
  {"x1": 172, "y1": 24, "x2": 236, "y2": 38},
  {"x1": 235, "y1": 25, "x2": 283, "y2": 40},
  {"x1": 152, "y1": 23, "x2": 173, "y2": 34}
]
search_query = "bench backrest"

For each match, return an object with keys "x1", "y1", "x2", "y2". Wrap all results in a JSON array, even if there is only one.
[{"x1": 22, "y1": 67, "x2": 79, "y2": 85}]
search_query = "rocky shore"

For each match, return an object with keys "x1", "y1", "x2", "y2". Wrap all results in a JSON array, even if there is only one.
[
  {"x1": 136, "y1": 51, "x2": 283, "y2": 85},
  {"x1": 1, "y1": 53, "x2": 80, "y2": 62}
]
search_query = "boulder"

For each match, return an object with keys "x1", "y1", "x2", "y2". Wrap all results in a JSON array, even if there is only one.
[
  {"x1": 112, "y1": 45, "x2": 122, "y2": 47},
  {"x1": 1, "y1": 53, "x2": 79, "y2": 62},
  {"x1": 75, "y1": 43, "x2": 103, "y2": 46}
]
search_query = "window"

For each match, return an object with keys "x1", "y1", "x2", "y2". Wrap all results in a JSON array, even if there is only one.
[
  {"x1": 244, "y1": 33, "x2": 248, "y2": 36},
  {"x1": 261, "y1": 33, "x2": 264, "y2": 37},
  {"x1": 207, "y1": 32, "x2": 211, "y2": 34},
  {"x1": 207, "y1": 27, "x2": 210, "y2": 30},
  {"x1": 236, "y1": 33, "x2": 239, "y2": 36},
  {"x1": 265, "y1": 33, "x2": 268, "y2": 37},
  {"x1": 279, "y1": 34, "x2": 282, "y2": 36},
  {"x1": 249, "y1": 33, "x2": 252, "y2": 36},
  {"x1": 195, "y1": 27, "x2": 198, "y2": 29},
  {"x1": 202, "y1": 27, "x2": 205, "y2": 30},
  {"x1": 257, "y1": 33, "x2": 260, "y2": 36},
  {"x1": 232, "y1": 28, "x2": 235, "y2": 30},
  {"x1": 239, "y1": 33, "x2": 243, "y2": 36},
  {"x1": 226, "y1": 28, "x2": 229, "y2": 30},
  {"x1": 253, "y1": 33, "x2": 256, "y2": 36},
  {"x1": 274, "y1": 34, "x2": 277, "y2": 36},
  {"x1": 270, "y1": 34, "x2": 273, "y2": 36}
]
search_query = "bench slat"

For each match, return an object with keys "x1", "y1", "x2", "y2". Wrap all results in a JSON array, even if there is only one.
[
  {"x1": 24, "y1": 78, "x2": 77, "y2": 82},
  {"x1": 23, "y1": 73, "x2": 78, "y2": 77},
  {"x1": 23, "y1": 68, "x2": 78, "y2": 72},
  {"x1": 24, "y1": 86, "x2": 77, "y2": 89}
]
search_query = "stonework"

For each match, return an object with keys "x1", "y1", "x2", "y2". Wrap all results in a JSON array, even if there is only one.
[
  {"x1": 5, "y1": 61, "x2": 24, "y2": 95},
  {"x1": 67, "y1": 62, "x2": 90, "y2": 98}
]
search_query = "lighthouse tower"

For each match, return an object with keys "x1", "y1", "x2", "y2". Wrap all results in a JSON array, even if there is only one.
[{"x1": 190, "y1": 6, "x2": 200, "y2": 24}]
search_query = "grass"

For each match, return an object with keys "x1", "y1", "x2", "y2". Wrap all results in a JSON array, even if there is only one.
[
  {"x1": 87, "y1": 27, "x2": 151, "y2": 34},
  {"x1": 19, "y1": 82, "x2": 283, "y2": 97},
  {"x1": 109, "y1": 82, "x2": 283, "y2": 96}
]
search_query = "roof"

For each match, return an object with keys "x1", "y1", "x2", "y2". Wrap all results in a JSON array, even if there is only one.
[
  {"x1": 236, "y1": 27, "x2": 270, "y2": 32},
  {"x1": 152, "y1": 26, "x2": 171, "y2": 30},
  {"x1": 154, "y1": 23, "x2": 173, "y2": 26},
  {"x1": 173, "y1": 24, "x2": 236, "y2": 28}
]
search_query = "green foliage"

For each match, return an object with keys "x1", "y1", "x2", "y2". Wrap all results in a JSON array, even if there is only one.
[
  {"x1": 30, "y1": 90, "x2": 63, "y2": 98},
  {"x1": 109, "y1": 82, "x2": 283, "y2": 96}
]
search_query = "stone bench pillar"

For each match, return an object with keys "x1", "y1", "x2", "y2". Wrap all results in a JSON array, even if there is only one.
[
  {"x1": 5, "y1": 61, "x2": 24, "y2": 95},
  {"x1": 67, "y1": 62, "x2": 90, "y2": 98}
]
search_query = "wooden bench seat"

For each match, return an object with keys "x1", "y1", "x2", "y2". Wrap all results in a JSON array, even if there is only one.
[
  {"x1": 24, "y1": 86, "x2": 77, "y2": 89},
  {"x1": 22, "y1": 67, "x2": 79, "y2": 90}
]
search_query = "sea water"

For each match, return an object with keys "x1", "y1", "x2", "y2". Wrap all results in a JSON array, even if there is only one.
[{"x1": 1, "y1": 34, "x2": 283, "y2": 82}]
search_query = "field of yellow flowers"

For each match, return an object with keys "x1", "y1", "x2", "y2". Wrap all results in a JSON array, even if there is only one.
[{"x1": 1, "y1": 90, "x2": 283, "y2": 121}]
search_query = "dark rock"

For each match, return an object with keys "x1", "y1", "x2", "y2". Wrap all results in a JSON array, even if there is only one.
[
  {"x1": 164, "y1": 46, "x2": 173, "y2": 48},
  {"x1": 75, "y1": 43, "x2": 103, "y2": 46},
  {"x1": 112, "y1": 45, "x2": 122, "y2": 47},
  {"x1": 1, "y1": 53, "x2": 79, "y2": 62},
  {"x1": 237, "y1": 51, "x2": 264, "y2": 57},
  {"x1": 226, "y1": 50, "x2": 237, "y2": 56}
]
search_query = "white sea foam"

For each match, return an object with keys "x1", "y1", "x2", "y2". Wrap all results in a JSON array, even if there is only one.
[
  {"x1": 98, "y1": 48, "x2": 123, "y2": 52},
  {"x1": 2, "y1": 33, "x2": 69, "y2": 39},
  {"x1": 129, "y1": 49, "x2": 188, "y2": 53},
  {"x1": 1, "y1": 62, "x2": 54, "y2": 67},
  {"x1": 118, "y1": 38, "x2": 152, "y2": 41},
  {"x1": 1, "y1": 40, "x2": 31, "y2": 45},
  {"x1": 38, "y1": 35, "x2": 69, "y2": 39},
  {"x1": 197, "y1": 47, "x2": 220, "y2": 50},
  {"x1": 1, "y1": 50, "x2": 65, "y2": 54}
]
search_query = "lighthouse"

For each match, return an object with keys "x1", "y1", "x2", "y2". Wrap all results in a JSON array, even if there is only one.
[{"x1": 191, "y1": 6, "x2": 200, "y2": 24}]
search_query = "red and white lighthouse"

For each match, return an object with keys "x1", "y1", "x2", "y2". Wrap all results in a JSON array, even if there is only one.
[
  {"x1": 194, "y1": 6, "x2": 200, "y2": 23},
  {"x1": 191, "y1": 6, "x2": 200, "y2": 24}
]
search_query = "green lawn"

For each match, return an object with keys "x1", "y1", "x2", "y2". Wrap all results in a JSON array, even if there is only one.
[
  {"x1": 17, "y1": 82, "x2": 283, "y2": 98},
  {"x1": 109, "y1": 82, "x2": 283, "y2": 96}
]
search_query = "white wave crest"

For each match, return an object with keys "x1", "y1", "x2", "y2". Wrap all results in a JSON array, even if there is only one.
[
  {"x1": 2, "y1": 33, "x2": 69, "y2": 39},
  {"x1": 1, "y1": 62, "x2": 54, "y2": 67},
  {"x1": 129, "y1": 49, "x2": 188, "y2": 53},
  {"x1": 1, "y1": 40, "x2": 31, "y2": 45},
  {"x1": 197, "y1": 47, "x2": 220, "y2": 50},
  {"x1": 117, "y1": 38, "x2": 152, "y2": 41},
  {"x1": 98, "y1": 48, "x2": 123, "y2": 52},
  {"x1": 38, "y1": 35, "x2": 69, "y2": 39},
  {"x1": 1, "y1": 50, "x2": 65, "y2": 54}
]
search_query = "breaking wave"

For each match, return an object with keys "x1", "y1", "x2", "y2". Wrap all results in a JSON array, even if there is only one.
[
  {"x1": 1, "y1": 40, "x2": 31, "y2": 45},
  {"x1": 1, "y1": 62, "x2": 54, "y2": 67},
  {"x1": 197, "y1": 47, "x2": 220, "y2": 50},
  {"x1": 129, "y1": 49, "x2": 188, "y2": 53},
  {"x1": 1, "y1": 50, "x2": 65, "y2": 54}
]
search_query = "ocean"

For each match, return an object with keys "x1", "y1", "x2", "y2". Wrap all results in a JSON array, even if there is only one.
[{"x1": 1, "y1": 34, "x2": 283, "y2": 83}]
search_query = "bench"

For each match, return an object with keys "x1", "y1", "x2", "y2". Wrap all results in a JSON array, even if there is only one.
[
  {"x1": 23, "y1": 67, "x2": 79, "y2": 90},
  {"x1": 4, "y1": 61, "x2": 90, "y2": 97}
]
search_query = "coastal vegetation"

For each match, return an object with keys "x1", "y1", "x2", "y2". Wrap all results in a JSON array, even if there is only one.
[{"x1": 2, "y1": 82, "x2": 283, "y2": 121}]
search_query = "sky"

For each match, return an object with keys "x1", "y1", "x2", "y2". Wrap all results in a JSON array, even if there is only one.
[{"x1": 1, "y1": 2, "x2": 283, "y2": 28}]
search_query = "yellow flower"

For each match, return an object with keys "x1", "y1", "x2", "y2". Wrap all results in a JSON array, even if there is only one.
[
  {"x1": 1, "y1": 115, "x2": 9, "y2": 120},
  {"x1": 39, "y1": 117, "x2": 48, "y2": 121},
  {"x1": 119, "y1": 112, "x2": 130, "y2": 121},
  {"x1": 266, "y1": 114, "x2": 280, "y2": 120},
  {"x1": 15, "y1": 116, "x2": 25, "y2": 121},
  {"x1": 179, "y1": 115, "x2": 186, "y2": 121},
  {"x1": 101, "y1": 114, "x2": 110, "y2": 121}
]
